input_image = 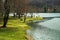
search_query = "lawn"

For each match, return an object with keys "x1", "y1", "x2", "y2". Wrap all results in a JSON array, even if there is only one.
[{"x1": 0, "y1": 17, "x2": 43, "y2": 40}]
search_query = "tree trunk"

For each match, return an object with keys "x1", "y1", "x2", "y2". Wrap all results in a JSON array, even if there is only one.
[
  {"x1": 2, "y1": 8, "x2": 10, "y2": 27},
  {"x1": 24, "y1": 15, "x2": 26, "y2": 23},
  {"x1": 13, "y1": 13, "x2": 15, "y2": 18},
  {"x1": 16, "y1": 10, "x2": 21, "y2": 19},
  {"x1": 2, "y1": 0, "x2": 10, "y2": 28},
  {"x1": 18, "y1": 13, "x2": 20, "y2": 18},
  {"x1": 31, "y1": 13, "x2": 33, "y2": 18},
  {"x1": 2, "y1": 13, "x2": 9, "y2": 27},
  {"x1": 44, "y1": 7, "x2": 47, "y2": 13},
  {"x1": 24, "y1": 13, "x2": 26, "y2": 22},
  {"x1": 53, "y1": 8, "x2": 56, "y2": 13}
]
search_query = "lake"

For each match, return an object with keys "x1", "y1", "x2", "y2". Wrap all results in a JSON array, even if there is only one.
[
  {"x1": 9, "y1": 13, "x2": 60, "y2": 17},
  {"x1": 27, "y1": 18, "x2": 60, "y2": 40}
]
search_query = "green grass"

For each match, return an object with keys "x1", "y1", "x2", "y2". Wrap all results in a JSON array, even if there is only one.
[
  {"x1": 0, "y1": 17, "x2": 43, "y2": 40},
  {"x1": 0, "y1": 27, "x2": 26, "y2": 40}
]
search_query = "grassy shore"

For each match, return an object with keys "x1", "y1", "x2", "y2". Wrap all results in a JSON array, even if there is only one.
[{"x1": 0, "y1": 17, "x2": 43, "y2": 40}]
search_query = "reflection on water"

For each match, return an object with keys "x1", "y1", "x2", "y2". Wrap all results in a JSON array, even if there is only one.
[{"x1": 28, "y1": 18, "x2": 60, "y2": 40}]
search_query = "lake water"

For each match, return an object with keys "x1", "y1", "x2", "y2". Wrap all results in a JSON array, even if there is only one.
[
  {"x1": 27, "y1": 13, "x2": 60, "y2": 17},
  {"x1": 9, "y1": 13, "x2": 60, "y2": 17},
  {"x1": 28, "y1": 18, "x2": 60, "y2": 40}
]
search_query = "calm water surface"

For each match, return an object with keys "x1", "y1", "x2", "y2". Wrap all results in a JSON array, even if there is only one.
[{"x1": 28, "y1": 18, "x2": 60, "y2": 40}]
